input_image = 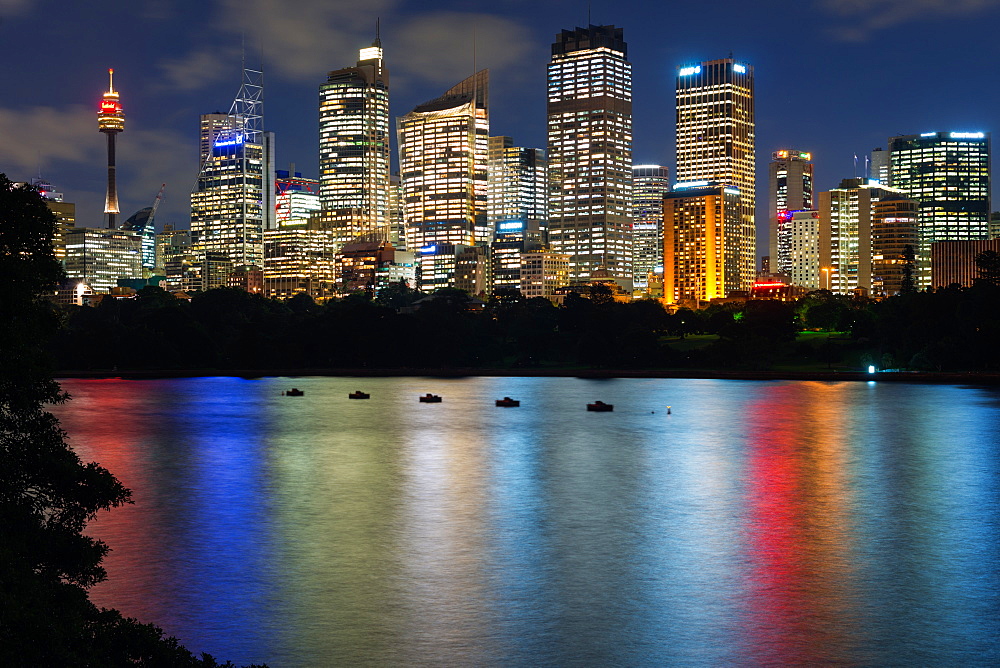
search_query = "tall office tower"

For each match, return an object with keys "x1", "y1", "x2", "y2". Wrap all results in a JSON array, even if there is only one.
[
  {"x1": 275, "y1": 168, "x2": 320, "y2": 226},
  {"x1": 398, "y1": 70, "x2": 490, "y2": 254},
  {"x1": 547, "y1": 25, "x2": 633, "y2": 289},
  {"x1": 818, "y1": 178, "x2": 909, "y2": 294},
  {"x1": 675, "y1": 58, "x2": 755, "y2": 291},
  {"x1": 155, "y1": 225, "x2": 191, "y2": 272},
  {"x1": 662, "y1": 184, "x2": 742, "y2": 304},
  {"x1": 870, "y1": 147, "x2": 889, "y2": 184},
  {"x1": 871, "y1": 196, "x2": 919, "y2": 296},
  {"x1": 97, "y1": 69, "x2": 124, "y2": 228},
  {"x1": 190, "y1": 66, "x2": 273, "y2": 270},
  {"x1": 632, "y1": 165, "x2": 670, "y2": 291},
  {"x1": 767, "y1": 150, "x2": 813, "y2": 272},
  {"x1": 888, "y1": 131, "x2": 991, "y2": 285},
  {"x1": 318, "y1": 37, "x2": 390, "y2": 242}
]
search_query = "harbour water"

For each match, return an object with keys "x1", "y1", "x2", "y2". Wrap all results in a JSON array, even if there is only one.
[{"x1": 55, "y1": 376, "x2": 1000, "y2": 666}]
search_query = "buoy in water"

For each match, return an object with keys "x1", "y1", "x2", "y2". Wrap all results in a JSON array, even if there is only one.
[{"x1": 667, "y1": 406, "x2": 672, "y2": 414}]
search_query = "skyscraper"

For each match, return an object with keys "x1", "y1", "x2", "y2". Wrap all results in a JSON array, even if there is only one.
[
  {"x1": 275, "y1": 168, "x2": 320, "y2": 227},
  {"x1": 632, "y1": 165, "x2": 670, "y2": 291},
  {"x1": 318, "y1": 37, "x2": 390, "y2": 242},
  {"x1": 547, "y1": 25, "x2": 633, "y2": 289},
  {"x1": 675, "y1": 58, "x2": 755, "y2": 291},
  {"x1": 97, "y1": 69, "x2": 124, "y2": 228},
  {"x1": 888, "y1": 131, "x2": 991, "y2": 285},
  {"x1": 663, "y1": 183, "x2": 742, "y2": 304},
  {"x1": 190, "y1": 66, "x2": 274, "y2": 272},
  {"x1": 818, "y1": 178, "x2": 911, "y2": 295},
  {"x1": 398, "y1": 70, "x2": 490, "y2": 253},
  {"x1": 767, "y1": 149, "x2": 813, "y2": 273}
]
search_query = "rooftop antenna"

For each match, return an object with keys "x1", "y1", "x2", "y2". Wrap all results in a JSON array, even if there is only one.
[
  {"x1": 375, "y1": 17, "x2": 381, "y2": 47},
  {"x1": 588, "y1": 1, "x2": 591, "y2": 26}
]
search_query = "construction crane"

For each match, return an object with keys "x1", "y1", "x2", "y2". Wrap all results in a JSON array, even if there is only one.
[{"x1": 148, "y1": 183, "x2": 166, "y2": 229}]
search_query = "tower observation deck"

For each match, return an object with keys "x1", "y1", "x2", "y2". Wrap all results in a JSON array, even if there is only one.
[{"x1": 98, "y1": 68, "x2": 125, "y2": 228}]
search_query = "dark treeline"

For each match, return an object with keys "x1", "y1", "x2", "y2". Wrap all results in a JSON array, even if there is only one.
[
  {"x1": 51, "y1": 276, "x2": 1000, "y2": 373},
  {"x1": 2, "y1": 174, "x2": 265, "y2": 666}
]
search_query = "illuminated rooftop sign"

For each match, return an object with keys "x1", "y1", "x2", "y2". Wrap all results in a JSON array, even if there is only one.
[
  {"x1": 674, "y1": 180, "x2": 710, "y2": 189},
  {"x1": 420, "y1": 245, "x2": 437, "y2": 254},
  {"x1": 733, "y1": 63, "x2": 746, "y2": 74},
  {"x1": 950, "y1": 132, "x2": 985, "y2": 139},
  {"x1": 99, "y1": 100, "x2": 120, "y2": 114},
  {"x1": 213, "y1": 135, "x2": 245, "y2": 148},
  {"x1": 678, "y1": 66, "x2": 701, "y2": 76},
  {"x1": 359, "y1": 46, "x2": 383, "y2": 61},
  {"x1": 920, "y1": 132, "x2": 937, "y2": 137}
]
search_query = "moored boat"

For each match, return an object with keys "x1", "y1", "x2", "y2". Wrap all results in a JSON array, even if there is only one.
[
  {"x1": 348, "y1": 391, "x2": 370, "y2": 399},
  {"x1": 495, "y1": 396, "x2": 520, "y2": 407},
  {"x1": 586, "y1": 400, "x2": 613, "y2": 412},
  {"x1": 419, "y1": 393, "x2": 442, "y2": 403},
  {"x1": 284, "y1": 388, "x2": 304, "y2": 396}
]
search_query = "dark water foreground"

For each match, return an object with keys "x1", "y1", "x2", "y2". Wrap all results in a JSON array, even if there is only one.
[{"x1": 55, "y1": 377, "x2": 1000, "y2": 667}]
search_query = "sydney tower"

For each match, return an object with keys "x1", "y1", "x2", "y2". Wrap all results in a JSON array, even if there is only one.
[{"x1": 97, "y1": 69, "x2": 124, "y2": 228}]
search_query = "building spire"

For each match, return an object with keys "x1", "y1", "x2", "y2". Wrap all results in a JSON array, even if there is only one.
[
  {"x1": 374, "y1": 17, "x2": 381, "y2": 48},
  {"x1": 107, "y1": 68, "x2": 115, "y2": 95}
]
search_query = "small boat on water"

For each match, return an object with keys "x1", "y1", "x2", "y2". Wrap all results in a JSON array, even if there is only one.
[
  {"x1": 348, "y1": 391, "x2": 370, "y2": 399},
  {"x1": 419, "y1": 393, "x2": 442, "y2": 403},
  {"x1": 284, "y1": 388, "x2": 304, "y2": 397},
  {"x1": 495, "y1": 396, "x2": 520, "y2": 407},
  {"x1": 587, "y1": 400, "x2": 613, "y2": 412}
]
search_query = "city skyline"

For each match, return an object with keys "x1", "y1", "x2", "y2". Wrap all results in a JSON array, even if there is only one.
[{"x1": 1, "y1": 0, "x2": 997, "y2": 253}]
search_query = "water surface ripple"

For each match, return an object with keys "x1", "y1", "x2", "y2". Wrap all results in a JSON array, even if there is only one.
[{"x1": 55, "y1": 377, "x2": 1000, "y2": 666}]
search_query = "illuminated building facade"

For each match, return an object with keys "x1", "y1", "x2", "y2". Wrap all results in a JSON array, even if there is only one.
[
  {"x1": 20, "y1": 178, "x2": 75, "y2": 262},
  {"x1": 191, "y1": 65, "x2": 273, "y2": 269},
  {"x1": 415, "y1": 243, "x2": 488, "y2": 294},
  {"x1": 675, "y1": 58, "x2": 755, "y2": 290},
  {"x1": 632, "y1": 165, "x2": 670, "y2": 291},
  {"x1": 121, "y1": 206, "x2": 157, "y2": 270},
  {"x1": 818, "y1": 178, "x2": 909, "y2": 294},
  {"x1": 870, "y1": 147, "x2": 889, "y2": 184},
  {"x1": 520, "y1": 250, "x2": 571, "y2": 300},
  {"x1": 785, "y1": 210, "x2": 821, "y2": 289},
  {"x1": 155, "y1": 225, "x2": 191, "y2": 273},
  {"x1": 63, "y1": 227, "x2": 142, "y2": 293},
  {"x1": 931, "y1": 238, "x2": 1000, "y2": 288},
  {"x1": 262, "y1": 228, "x2": 338, "y2": 301},
  {"x1": 97, "y1": 69, "x2": 124, "y2": 228},
  {"x1": 334, "y1": 241, "x2": 415, "y2": 295},
  {"x1": 663, "y1": 184, "x2": 742, "y2": 304},
  {"x1": 547, "y1": 25, "x2": 633, "y2": 288},
  {"x1": 491, "y1": 219, "x2": 545, "y2": 292},
  {"x1": 487, "y1": 136, "x2": 548, "y2": 229},
  {"x1": 388, "y1": 173, "x2": 405, "y2": 248},
  {"x1": 318, "y1": 39, "x2": 390, "y2": 241},
  {"x1": 398, "y1": 70, "x2": 490, "y2": 253},
  {"x1": 164, "y1": 252, "x2": 233, "y2": 293},
  {"x1": 888, "y1": 131, "x2": 991, "y2": 285},
  {"x1": 190, "y1": 113, "x2": 272, "y2": 268},
  {"x1": 871, "y1": 196, "x2": 919, "y2": 296},
  {"x1": 768, "y1": 149, "x2": 813, "y2": 273},
  {"x1": 275, "y1": 169, "x2": 320, "y2": 226}
]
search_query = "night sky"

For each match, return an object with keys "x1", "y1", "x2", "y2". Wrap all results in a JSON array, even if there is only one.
[{"x1": 2, "y1": 0, "x2": 997, "y2": 252}]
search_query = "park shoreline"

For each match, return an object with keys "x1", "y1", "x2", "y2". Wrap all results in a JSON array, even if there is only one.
[{"x1": 54, "y1": 368, "x2": 1000, "y2": 385}]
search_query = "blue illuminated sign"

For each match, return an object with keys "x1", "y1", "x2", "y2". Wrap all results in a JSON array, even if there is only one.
[
  {"x1": 674, "y1": 180, "x2": 710, "y2": 189},
  {"x1": 679, "y1": 66, "x2": 701, "y2": 76},
  {"x1": 420, "y1": 245, "x2": 437, "y2": 254},
  {"x1": 950, "y1": 132, "x2": 985, "y2": 139},
  {"x1": 733, "y1": 64, "x2": 746, "y2": 74},
  {"x1": 498, "y1": 221, "x2": 524, "y2": 231},
  {"x1": 920, "y1": 132, "x2": 937, "y2": 137},
  {"x1": 213, "y1": 134, "x2": 244, "y2": 148}
]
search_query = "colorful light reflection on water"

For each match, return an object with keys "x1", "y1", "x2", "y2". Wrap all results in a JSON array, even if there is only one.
[{"x1": 56, "y1": 377, "x2": 1000, "y2": 666}]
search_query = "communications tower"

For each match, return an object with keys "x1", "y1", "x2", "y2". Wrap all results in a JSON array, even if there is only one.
[{"x1": 98, "y1": 68, "x2": 125, "y2": 228}]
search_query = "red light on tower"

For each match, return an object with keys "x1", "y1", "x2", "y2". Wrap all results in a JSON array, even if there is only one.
[{"x1": 98, "y1": 68, "x2": 124, "y2": 227}]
